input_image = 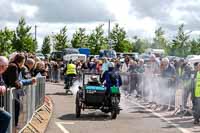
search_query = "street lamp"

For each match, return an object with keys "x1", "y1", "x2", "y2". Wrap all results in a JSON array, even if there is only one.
[{"x1": 51, "y1": 32, "x2": 54, "y2": 52}]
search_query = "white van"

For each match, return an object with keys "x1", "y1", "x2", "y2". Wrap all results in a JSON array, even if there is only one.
[{"x1": 63, "y1": 54, "x2": 87, "y2": 62}]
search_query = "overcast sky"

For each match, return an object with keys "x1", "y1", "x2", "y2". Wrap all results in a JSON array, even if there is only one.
[{"x1": 1, "y1": 0, "x2": 200, "y2": 49}]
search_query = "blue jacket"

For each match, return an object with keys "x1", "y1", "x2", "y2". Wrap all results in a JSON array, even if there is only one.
[
  {"x1": 19, "y1": 72, "x2": 32, "y2": 86},
  {"x1": 101, "y1": 68, "x2": 122, "y2": 91}
]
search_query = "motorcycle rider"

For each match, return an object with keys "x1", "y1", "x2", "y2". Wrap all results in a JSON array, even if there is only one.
[
  {"x1": 64, "y1": 59, "x2": 77, "y2": 90},
  {"x1": 101, "y1": 62, "x2": 122, "y2": 95}
]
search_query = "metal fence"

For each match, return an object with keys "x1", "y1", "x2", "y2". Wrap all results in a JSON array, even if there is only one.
[
  {"x1": 120, "y1": 72, "x2": 193, "y2": 116},
  {"x1": 0, "y1": 76, "x2": 46, "y2": 133}
]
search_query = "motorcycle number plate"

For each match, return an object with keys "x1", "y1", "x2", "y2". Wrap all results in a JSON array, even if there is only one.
[{"x1": 86, "y1": 90, "x2": 96, "y2": 94}]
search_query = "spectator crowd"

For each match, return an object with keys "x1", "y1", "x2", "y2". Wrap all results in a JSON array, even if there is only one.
[{"x1": 2, "y1": 51, "x2": 200, "y2": 133}]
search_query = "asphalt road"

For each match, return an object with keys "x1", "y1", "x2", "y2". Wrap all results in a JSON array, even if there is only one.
[{"x1": 45, "y1": 82, "x2": 183, "y2": 133}]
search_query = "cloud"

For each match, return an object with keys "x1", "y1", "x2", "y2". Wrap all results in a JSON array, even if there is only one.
[
  {"x1": 11, "y1": 2, "x2": 38, "y2": 19},
  {"x1": 129, "y1": 0, "x2": 173, "y2": 20},
  {"x1": 13, "y1": 0, "x2": 115, "y2": 23},
  {"x1": 128, "y1": 0, "x2": 200, "y2": 33},
  {"x1": 2, "y1": 0, "x2": 200, "y2": 49}
]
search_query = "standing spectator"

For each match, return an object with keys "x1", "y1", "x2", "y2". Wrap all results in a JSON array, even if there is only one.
[
  {"x1": 102, "y1": 57, "x2": 109, "y2": 74},
  {"x1": 52, "y1": 62, "x2": 59, "y2": 83},
  {"x1": 81, "y1": 60, "x2": 88, "y2": 72},
  {"x1": 88, "y1": 58, "x2": 96, "y2": 73},
  {"x1": 3, "y1": 54, "x2": 36, "y2": 130},
  {"x1": 0, "y1": 56, "x2": 11, "y2": 133},
  {"x1": 137, "y1": 59, "x2": 145, "y2": 74},
  {"x1": 121, "y1": 56, "x2": 130, "y2": 72},
  {"x1": 149, "y1": 54, "x2": 160, "y2": 74},
  {"x1": 59, "y1": 61, "x2": 65, "y2": 80},
  {"x1": 21, "y1": 58, "x2": 35, "y2": 79},
  {"x1": 76, "y1": 60, "x2": 82, "y2": 78},
  {"x1": 128, "y1": 60, "x2": 138, "y2": 95},
  {"x1": 179, "y1": 62, "x2": 193, "y2": 114},
  {"x1": 47, "y1": 61, "x2": 53, "y2": 81},
  {"x1": 136, "y1": 59, "x2": 145, "y2": 96},
  {"x1": 96, "y1": 60, "x2": 102, "y2": 74},
  {"x1": 33, "y1": 61, "x2": 47, "y2": 77},
  {"x1": 114, "y1": 59, "x2": 121, "y2": 72},
  {"x1": 161, "y1": 57, "x2": 176, "y2": 111}
]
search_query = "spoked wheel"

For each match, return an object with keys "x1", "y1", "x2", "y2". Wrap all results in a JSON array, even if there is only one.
[
  {"x1": 110, "y1": 96, "x2": 119, "y2": 119},
  {"x1": 111, "y1": 107, "x2": 117, "y2": 119},
  {"x1": 75, "y1": 93, "x2": 81, "y2": 118},
  {"x1": 66, "y1": 90, "x2": 73, "y2": 95}
]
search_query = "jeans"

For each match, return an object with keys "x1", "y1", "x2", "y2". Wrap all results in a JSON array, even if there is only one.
[
  {"x1": 15, "y1": 99, "x2": 20, "y2": 127},
  {"x1": 129, "y1": 73, "x2": 138, "y2": 94},
  {"x1": 193, "y1": 98, "x2": 200, "y2": 120},
  {"x1": 52, "y1": 70, "x2": 59, "y2": 82},
  {"x1": 182, "y1": 85, "x2": 192, "y2": 109},
  {"x1": 0, "y1": 110, "x2": 11, "y2": 133}
]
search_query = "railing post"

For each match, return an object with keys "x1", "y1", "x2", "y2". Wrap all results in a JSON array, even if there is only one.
[{"x1": 9, "y1": 88, "x2": 14, "y2": 133}]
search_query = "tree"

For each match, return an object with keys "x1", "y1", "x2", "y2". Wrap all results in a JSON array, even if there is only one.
[
  {"x1": 0, "y1": 27, "x2": 14, "y2": 56},
  {"x1": 189, "y1": 37, "x2": 200, "y2": 55},
  {"x1": 71, "y1": 28, "x2": 88, "y2": 48},
  {"x1": 152, "y1": 27, "x2": 167, "y2": 49},
  {"x1": 12, "y1": 17, "x2": 36, "y2": 52},
  {"x1": 132, "y1": 37, "x2": 149, "y2": 53},
  {"x1": 41, "y1": 35, "x2": 51, "y2": 55},
  {"x1": 121, "y1": 39, "x2": 133, "y2": 52},
  {"x1": 169, "y1": 24, "x2": 191, "y2": 57},
  {"x1": 88, "y1": 24, "x2": 108, "y2": 54},
  {"x1": 110, "y1": 24, "x2": 126, "y2": 52},
  {"x1": 53, "y1": 26, "x2": 69, "y2": 51}
]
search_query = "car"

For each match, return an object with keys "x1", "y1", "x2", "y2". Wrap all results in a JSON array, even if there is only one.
[
  {"x1": 188, "y1": 56, "x2": 200, "y2": 65},
  {"x1": 139, "y1": 53, "x2": 150, "y2": 63},
  {"x1": 88, "y1": 55, "x2": 100, "y2": 60},
  {"x1": 44, "y1": 54, "x2": 50, "y2": 59},
  {"x1": 63, "y1": 48, "x2": 79, "y2": 55},
  {"x1": 75, "y1": 72, "x2": 121, "y2": 119},
  {"x1": 63, "y1": 54, "x2": 87, "y2": 62},
  {"x1": 36, "y1": 53, "x2": 45, "y2": 60},
  {"x1": 50, "y1": 51, "x2": 64, "y2": 61},
  {"x1": 186, "y1": 55, "x2": 200, "y2": 60},
  {"x1": 132, "y1": 52, "x2": 139, "y2": 60}
]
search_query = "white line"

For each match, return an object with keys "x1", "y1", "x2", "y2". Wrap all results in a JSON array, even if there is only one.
[
  {"x1": 58, "y1": 122, "x2": 75, "y2": 125},
  {"x1": 55, "y1": 122, "x2": 74, "y2": 133},
  {"x1": 132, "y1": 101, "x2": 191, "y2": 133}
]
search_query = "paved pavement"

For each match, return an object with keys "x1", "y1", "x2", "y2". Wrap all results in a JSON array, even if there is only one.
[{"x1": 45, "y1": 81, "x2": 187, "y2": 133}]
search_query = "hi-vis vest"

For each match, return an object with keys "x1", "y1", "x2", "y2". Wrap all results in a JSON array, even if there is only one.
[
  {"x1": 66, "y1": 64, "x2": 76, "y2": 75},
  {"x1": 195, "y1": 72, "x2": 200, "y2": 97}
]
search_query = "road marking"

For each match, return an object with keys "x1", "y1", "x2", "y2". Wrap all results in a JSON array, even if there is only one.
[
  {"x1": 132, "y1": 101, "x2": 191, "y2": 133},
  {"x1": 55, "y1": 122, "x2": 75, "y2": 133}
]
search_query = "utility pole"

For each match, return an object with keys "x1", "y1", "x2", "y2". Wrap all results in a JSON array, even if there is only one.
[
  {"x1": 108, "y1": 20, "x2": 112, "y2": 49},
  {"x1": 34, "y1": 25, "x2": 37, "y2": 42},
  {"x1": 34, "y1": 25, "x2": 37, "y2": 51},
  {"x1": 52, "y1": 32, "x2": 54, "y2": 52},
  {"x1": 108, "y1": 19, "x2": 111, "y2": 38}
]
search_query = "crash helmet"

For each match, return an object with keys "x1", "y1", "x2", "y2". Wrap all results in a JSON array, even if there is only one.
[
  {"x1": 90, "y1": 75, "x2": 98, "y2": 82},
  {"x1": 69, "y1": 59, "x2": 73, "y2": 64},
  {"x1": 108, "y1": 62, "x2": 115, "y2": 68}
]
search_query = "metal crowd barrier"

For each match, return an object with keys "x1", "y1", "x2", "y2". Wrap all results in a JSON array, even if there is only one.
[
  {"x1": 0, "y1": 76, "x2": 46, "y2": 133},
  {"x1": 119, "y1": 72, "x2": 193, "y2": 116}
]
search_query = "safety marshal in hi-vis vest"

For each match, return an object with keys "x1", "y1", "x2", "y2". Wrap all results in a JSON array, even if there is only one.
[
  {"x1": 195, "y1": 72, "x2": 200, "y2": 97},
  {"x1": 193, "y1": 69, "x2": 200, "y2": 124},
  {"x1": 66, "y1": 64, "x2": 77, "y2": 75}
]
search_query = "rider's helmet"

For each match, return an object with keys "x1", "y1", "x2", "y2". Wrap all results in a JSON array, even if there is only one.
[
  {"x1": 90, "y1": 75, "x2": 98, "y2": 82},
  {"x1": 69, "y1": 59, "x2": 73, "y2": 64},
  {"x1": 108, "y1": 62, "x2": 115, "y2": 68}
]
